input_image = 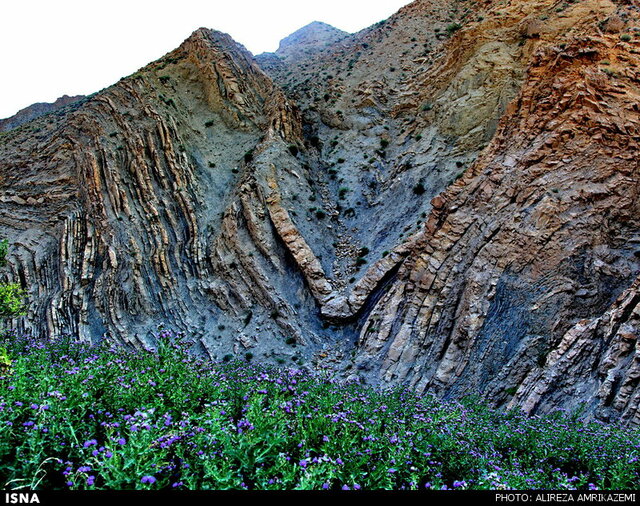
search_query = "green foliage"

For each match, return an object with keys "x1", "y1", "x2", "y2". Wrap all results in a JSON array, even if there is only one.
[
  {"x1": 0, "y1": 240, "x2": 7, "y2": 267},
  {"x1": 0, "y1": 346, "x2": 11, "y2": 377},
  {"x1": 1, "y1": 330, "x2": 640, "y2": 490},
  {"x1": 0, "y1": 284, "x2": 26, "y2": 318},
  {"x1": 446, "y1": 23, "x2": 462, "y2": 35},
  {"x1": 0, "y1": 240, "x2": 26, "y2": 319}
]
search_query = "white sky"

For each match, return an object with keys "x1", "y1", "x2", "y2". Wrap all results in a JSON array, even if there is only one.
[{"x1": 0, "y1": 0, "x2": 413, "y2": 119}]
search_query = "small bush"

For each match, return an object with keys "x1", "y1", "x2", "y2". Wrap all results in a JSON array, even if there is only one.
[
  {"x1": 447, "y1": 23, "x2": 462, "y2": 35},
  {"x1": 413, "y1": 183, "x2": 426, "y2": 195}
]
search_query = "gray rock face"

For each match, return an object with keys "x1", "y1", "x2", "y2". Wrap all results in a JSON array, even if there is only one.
[{"x1": 2, "y1": 0, "x2": 640, "y2": 424}]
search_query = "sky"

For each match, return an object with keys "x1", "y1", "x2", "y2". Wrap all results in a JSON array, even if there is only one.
[{"x1": 0, "y1": 0, "x2": 413, "y2": 119}]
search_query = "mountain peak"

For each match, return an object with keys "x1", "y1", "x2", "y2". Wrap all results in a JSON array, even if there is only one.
[{"x1": 274, "y1": 21, "x2": 348, "y2": 61}]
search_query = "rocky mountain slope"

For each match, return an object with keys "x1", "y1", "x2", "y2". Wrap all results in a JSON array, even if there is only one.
[{"x1": 1, "y1": 0, "x2": 640, "y2": 424}]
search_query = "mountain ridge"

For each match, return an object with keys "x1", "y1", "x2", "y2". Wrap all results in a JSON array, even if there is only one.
[{"x1": 0, "y1": 94, "x2": 85, "y2": 132}]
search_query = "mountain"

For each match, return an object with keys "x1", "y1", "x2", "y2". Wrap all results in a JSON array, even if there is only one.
[
  {"x1": 1, "y1": 0, "x2": 639, "y2": 424},
  {"x1": 0, "y1": 95, "x2": 85, "y2": 132},
  {"x1": 275, "y1": 21, "x2": 348, "y2": 61}
]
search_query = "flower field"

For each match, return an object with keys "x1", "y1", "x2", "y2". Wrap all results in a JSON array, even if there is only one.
[{"x1": 0, "y1": 330, "x2": 639, "y2": 490}]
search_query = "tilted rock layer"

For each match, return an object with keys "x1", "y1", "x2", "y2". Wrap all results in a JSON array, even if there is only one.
[{"x1": 1, "y1": 0, "x2": 640, "y2": 423}]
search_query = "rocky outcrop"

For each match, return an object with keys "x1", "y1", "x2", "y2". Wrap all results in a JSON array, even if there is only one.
[{"x1": 2, "y1": 0, "x2": 640, "y2": 423}]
